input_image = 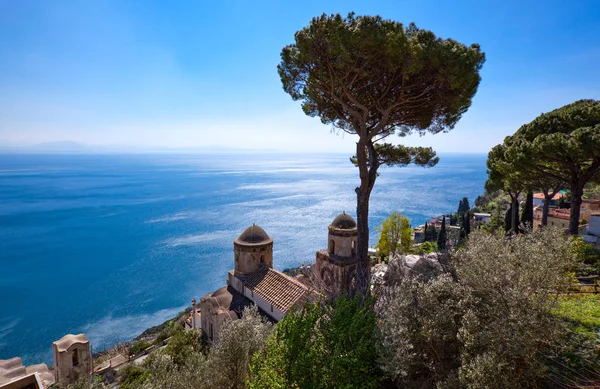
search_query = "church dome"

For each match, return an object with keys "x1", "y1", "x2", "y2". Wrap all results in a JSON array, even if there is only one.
[
  {"x1": 235, "y1": 224, "x2": 273, "y2": 245},
  {"x1": 330, "y1": 212, "x2": 357, "y2": 230}
]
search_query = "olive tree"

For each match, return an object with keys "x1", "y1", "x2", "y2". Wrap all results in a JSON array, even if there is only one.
[
  {"x1": 279, "y1": 13, "x2": 485, "y2": 292},
  {"x1": 139, "y1": 306, "x2": 272, "y2": 389},
  {"x1": 377, "y1": 228, "x2": 577, "y2": 388}
]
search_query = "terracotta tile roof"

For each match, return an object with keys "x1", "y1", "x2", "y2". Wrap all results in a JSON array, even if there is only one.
[
  {"x1": 243, "y1": 266, "x2": 309, "y2": 313},
  {"x1": 533, "y1": 192, "x2": 564, "y2": 200}
]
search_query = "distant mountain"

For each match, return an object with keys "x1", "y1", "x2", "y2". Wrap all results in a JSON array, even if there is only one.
[
  {"x1": 0, "y1": 141, "x2": 280, "y2": 154},
  {"x1": 33, "y1": 141, "x2": 90, "y2": 151}
]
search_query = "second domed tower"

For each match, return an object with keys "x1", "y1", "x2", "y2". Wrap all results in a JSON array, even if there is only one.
[
  {"x1": 315, "y1": 212, "x2": 360, "y2": 297},
  {"x1": 327, "y1": 212, "x2": 358, "y2": 258},
  {"x1": 233, "y1": 224, "x2": 273, "y2": 278}
]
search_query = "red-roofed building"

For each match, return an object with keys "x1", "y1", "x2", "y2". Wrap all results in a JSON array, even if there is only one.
[{"x1": 532, "y1": 192, "x2": 564, "y2": 208}]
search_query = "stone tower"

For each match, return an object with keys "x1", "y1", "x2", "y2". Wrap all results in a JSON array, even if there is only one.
[
  {"x1": 233, "y1": 224, "x2": 273, "y2": 278},
  {"x1": 315, "y1": 212, "x2": 360, "y2": 297},
  {"x1": 52, "y1": 334, "x2": 91, "y2": 386}
]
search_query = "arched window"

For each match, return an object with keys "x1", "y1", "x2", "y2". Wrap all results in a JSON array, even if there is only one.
[
  {"x1": 260, "y1": 255, "x2": 265, "y2": 264},
  {"x1": 351, "y1": 240, "x2": 356, "y2": 256},
  {"x1": 72, "y1": 349, "x2": 79, "y2": 366},
  {"x1": 329, "y1": 239, "x2": 335, "y2": 255}
]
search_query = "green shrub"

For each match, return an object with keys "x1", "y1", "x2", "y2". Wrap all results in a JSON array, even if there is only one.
[
  {"x1": 118, "y1": 365, "x2": 150, "y2": 389},
  {"x1": 128, "y1": 341, "x2": 151, "y2": 356}
]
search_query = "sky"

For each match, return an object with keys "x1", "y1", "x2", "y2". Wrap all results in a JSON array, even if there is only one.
[{"x1": 1, "y1": 0, "x2": 599, "y2": 153}]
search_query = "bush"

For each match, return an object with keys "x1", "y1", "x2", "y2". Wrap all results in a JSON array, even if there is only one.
[
  {"x1": 118, "y1": 365, "x2": 150, "y2": 389},
  {"x1": 164, "y1": 325, "x2": 201, "y2": 367},
  {"x1": 377, "y1": 228, "x2": 579, "y2": 388},
  {"x1": 139, "y1": 306, "x2": 271, "y2": 389},
  {"x1": 249, "y1": 297, "x2": 380, "y2": 389},
  {"x1": 128, "y1": 341, "x2": 151, "y2": 356}
]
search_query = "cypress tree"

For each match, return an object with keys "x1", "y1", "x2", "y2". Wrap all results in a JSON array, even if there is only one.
[
  {"x1": 464, "y1": 212, "x2": 471, "y2": 236},
  {"x1": 437, "y1": 216, "x2": 447, "y2": 251},
  {"x1": 424, "y1": 223, "x2": 428, "y2": 241},
  {"x1": 458, "y1": 197, "x2": 471, "y2": 215},
  {"x1": 521, "y1": 191, "x2": 534, "y2": 230}
]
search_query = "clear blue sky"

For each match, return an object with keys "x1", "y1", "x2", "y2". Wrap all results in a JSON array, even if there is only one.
[{"x1": 1, "y1": 0, "x2": 599, "y2": 153}]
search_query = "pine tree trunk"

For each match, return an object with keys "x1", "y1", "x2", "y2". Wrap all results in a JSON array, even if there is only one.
[
  {"x1": 542, "y1": 196, "x2": 550, "y2": 227},
  {"x1": 522, "y1": 191, "x2": 533, "y2": 228},
  {"x1": 569, "y1": 183, "x2": 583, "y2": 235},
  {"x1": 354, "y1": 138, "x2": 375, "y2": 295},
  {"x1": 356, "y1": 190, "x2": 370, "y2": 293},
  {"x1": 510, "y1": 195, "x2": 519, "y2": 234}
]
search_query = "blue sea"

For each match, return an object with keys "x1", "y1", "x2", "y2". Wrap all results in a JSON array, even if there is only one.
[{"x1": 0, "y1": 152, "x2": 487, "y2": 365}]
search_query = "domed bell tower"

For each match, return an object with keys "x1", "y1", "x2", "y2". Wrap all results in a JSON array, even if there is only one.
[
  {"x1": 315, "y1": 212, "x2": 360, "y2": 297},
  {"x1": 233, "y1": 224, "x2": 273, "y2": 278}
]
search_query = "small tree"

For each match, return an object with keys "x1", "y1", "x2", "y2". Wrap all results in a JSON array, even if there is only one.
[
  {"x1": 521, "y1": 190, "x2": 534, "y2": 229},
  {"x1": 376, "y1": 212, "x2": 408, "y2": 257},
  {"x1": 460, "y1": 212, "x2": 471, "y2": 243},
  {"x1": 209, "y1": 306, "x2": 273, "y2": 389},
  {"x1": 457, "y1": 197, "x2": 470, "y2": 216},
  {"x1": 425, "y1": 224, "x2": 439, "y2": 242},
  {"x1": 279, "y1": 13, "x2": 485, "y2": 293}
]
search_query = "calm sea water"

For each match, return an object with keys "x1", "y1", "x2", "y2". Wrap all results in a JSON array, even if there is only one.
[{"x1": 0, "y1": 152, "x2": 487, "y2": 364}]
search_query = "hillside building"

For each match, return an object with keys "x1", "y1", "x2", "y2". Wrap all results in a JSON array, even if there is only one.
[
  {"x1": 52, "y1": 334, "x2": 92, "y2": 386},
  {"x1": 195, "y1": 213, "x2": 361, "y2": 342},
  {"x1": 0, "y1": 358, "x2": 53, "y2": 388}
]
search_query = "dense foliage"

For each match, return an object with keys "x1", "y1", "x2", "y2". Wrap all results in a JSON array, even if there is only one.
[
  {"x1": 377, "y1": 228, "x2": 591, "y2": 388},
  {"x1": 115, "y1": 306, "x2": 272, "y2": 389},
  {"x1": 248, "y1": 296, "x2": 380, "y2": 389}
]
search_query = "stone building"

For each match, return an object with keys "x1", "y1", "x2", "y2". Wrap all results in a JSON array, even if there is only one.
[
  {"x1": 199, "y1": 224, "x2": 311, "y2": 342},
  {"x1": 52, "y1": 334, "x2": 91, "y2": 386},
  {"x1": 0, "y1": 358, "x2": 53, "y2": 388},
  {"x1": 0, "y1": 373, "x2": 44, "y2": 389},
  {"x1": 314, "y1": 213, "x2": 360, "y2": 297}
]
